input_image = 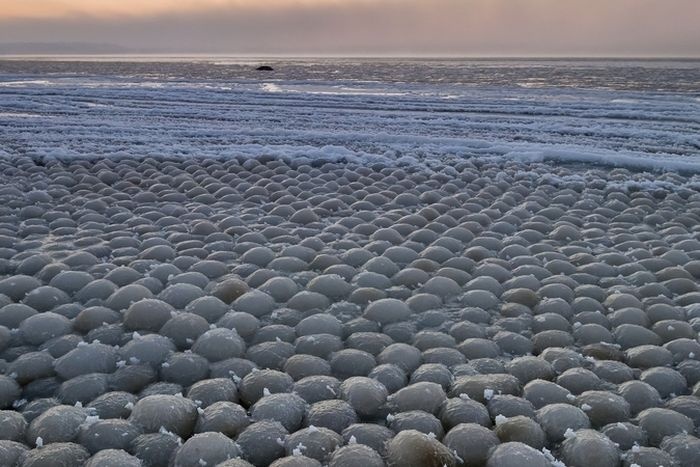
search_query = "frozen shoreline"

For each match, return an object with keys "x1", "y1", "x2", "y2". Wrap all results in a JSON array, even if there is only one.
[
  {"x1": 1, "y1": 59, "x2": 700, "y2": 466},
  {"x1": 0, "y1": 154, "x2": 700, "y2": 465},
  {"x1": 1, "y1": 60, "x2": 699, "y2": 174}
]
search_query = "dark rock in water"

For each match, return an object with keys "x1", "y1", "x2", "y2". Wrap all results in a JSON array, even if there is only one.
[{"x1": 256, "y1": 66, "x2": 274, "y2": 71}]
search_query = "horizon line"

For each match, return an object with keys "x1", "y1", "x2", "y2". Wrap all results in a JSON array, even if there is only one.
[{"x1": 1, "y1": 53, "x2": 700, "y2": 60}]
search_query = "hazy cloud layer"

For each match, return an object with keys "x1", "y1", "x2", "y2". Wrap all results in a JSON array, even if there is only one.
[{"x1": 1, "y1": 0, "x2": 698, "y2": 56}]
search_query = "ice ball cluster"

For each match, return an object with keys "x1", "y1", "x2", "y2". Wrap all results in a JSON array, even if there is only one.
[{"x1": 0, "y1": 155, "x2": 699, "y2": 466}]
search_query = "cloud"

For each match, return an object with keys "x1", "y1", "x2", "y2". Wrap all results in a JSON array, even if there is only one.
[
  {"x1": 0, "y1": 0, "x2": 357, "y2": 20},
  {"x1": 1, "y1": 0, "x2": 698, "y2": 56}
]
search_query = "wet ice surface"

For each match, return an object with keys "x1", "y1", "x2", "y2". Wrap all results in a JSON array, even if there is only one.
[
  {"x1": 0, "y1": 59, "x2": 699, "y2": 466},
  {"x1": 0, "y1": 58, "x2": 699, "y2": 172}
]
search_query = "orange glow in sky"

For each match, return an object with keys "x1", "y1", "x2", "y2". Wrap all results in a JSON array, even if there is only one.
[
  {"x1": 0, "y1": 0, "x2": 348, "y2": 19},
  {"x1": 1, "y1": 0, "x2": 698, "y2": 56}
]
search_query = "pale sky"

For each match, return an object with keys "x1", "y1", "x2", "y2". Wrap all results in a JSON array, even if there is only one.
[{"x1": 0, "y1": 0, "x2": 698, "y2": 56}]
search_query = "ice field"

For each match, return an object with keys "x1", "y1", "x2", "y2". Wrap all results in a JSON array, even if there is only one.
[
  {"x1": 0, "y1": 58, "x2": 699, "y2": 466},
  {"x1": 1, "y1": 59, "x2": 699, "y2": 172}
]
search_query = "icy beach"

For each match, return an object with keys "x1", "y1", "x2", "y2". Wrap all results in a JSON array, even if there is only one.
[
  {"x1": 1, "y1": 58, "x2": 699, "y2": 172},
  {"x1": 0, "y1": 58, "x2": 699, "y2": 466}
]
